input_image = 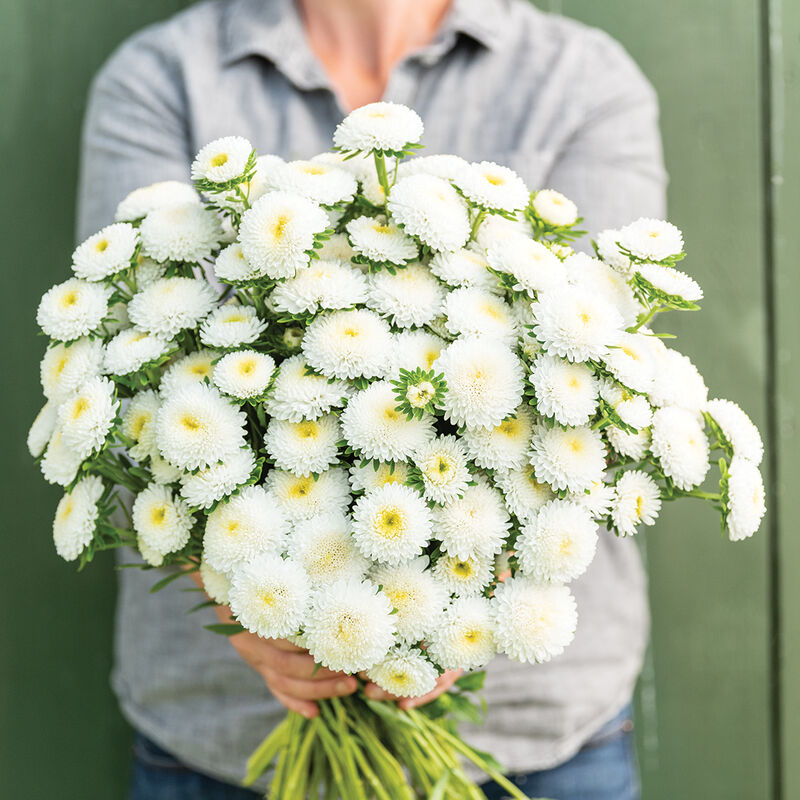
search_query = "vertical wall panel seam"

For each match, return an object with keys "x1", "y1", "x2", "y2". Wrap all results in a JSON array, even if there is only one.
[{"x1": 758, "y1": 0, "x2": 781, "y2": 796}]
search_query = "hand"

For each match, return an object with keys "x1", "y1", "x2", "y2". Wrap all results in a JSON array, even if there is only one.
[
  {"x1": 190, "y1": 571, "x2": 357, "y2": 719},
  {"x1": 362, "y1": 669, "x2": 462, "y2": 710}
]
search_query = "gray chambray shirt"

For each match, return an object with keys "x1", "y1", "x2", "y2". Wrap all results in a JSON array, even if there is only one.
[{"x1": 77, "y1": 0, "x2": 665, "y2": 787}]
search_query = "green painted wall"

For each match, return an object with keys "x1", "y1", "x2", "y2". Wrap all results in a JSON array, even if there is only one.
[{"x1": 0, "y1": 1, "x2": 793, "y2": 798}]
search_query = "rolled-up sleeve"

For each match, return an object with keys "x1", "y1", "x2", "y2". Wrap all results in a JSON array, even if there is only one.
[
  {"x1": 76, "y1": 25, "x2": 192, "y2": 241},
  {"x1": 545, "y1": 31, "x2": 667, "y2": 235}
]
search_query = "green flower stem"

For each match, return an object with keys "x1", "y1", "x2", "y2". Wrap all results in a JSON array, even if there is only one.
[
  {"x1": 373, "y1": 152, "x2": 392, "y2": 204},
  {"x1": 628, "y1": 303, "x2": 665, "y2": 333},
  {"x1": 244, "y1": 716, "x2": 291, "y2": 786},
  {"x1": 469, "y1": 209, "x2": 486, "y2": 241},
  {"x1": 282, "y1": 717, "x2": 318, "y2": 798},
  {"x1": 681, "y1": 489, "x2": 722, "y2": 501}
]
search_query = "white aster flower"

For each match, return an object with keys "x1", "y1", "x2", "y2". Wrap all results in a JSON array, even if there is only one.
[
  {"x1": 40, "y1": 337, "x2": 104, "y2": 402},
  {"x1": 492, "y1": 578, "x2": 577, "y2": 663},
  {"x1": 494, "y1": 467, "x2": 555, "y2": 524},
  {"x1": 140, "y1": 202, "x2": 222, "y2": 263},
  {"x1": 388, "y1": 174, "x2": 471, "y2": 252},
  {"x1": 606, "y1": 426, "x2": 651, "y2": 461},
  {"x1": 611, "y1": 470, "x2": 662, "y2": 536},
  {"x1": 530, "y1": 354, "x2": 599, "y2": 426},
  {"x1": 599, "y1": 380, "x2": 653, "y2": 431},
  {"x1": 214, "y1": 243, "x2": 261, "y2": 283},
  {"x1": 412, "y1": 435, "x2": 471, "y2": 505},
  {"x1": 454, "y1": 161, "x2": 529, "y2": 213},
  {"x1": 341, "y1": 381, "x2": 435, "y2": 462},
  {"x1": 650, "y1": 406, "x2": 710, "y2": 490},
  {"x1": 601, "y1": 332, "x2": 656, "y2": 394},
  {"x1": 52, "y1": 474, "x2": 104, "y2": 561},
  {"x1": 317, "y1": 232, "x2": 356, "y2": 263},
  {"x1": 159, "y1": 349, "x2": 220, "y2": 396},
  {"x1": 103, "y1": 301, "x2": 131, "y2": 335},
  {"x1": 371, "y1": 557, "x2": 448, "y2": 641},
  {"x1": 57, "y1": 376, "x2": 118, "y2": 460},
  {"x1": 442, "y1": 287, "x2": 517, "y2": 344},
  {"x1": 516, "y1": 499, "x2": 597, "y2": 583},
  {"x1": 156, "y1": 382, "x2": 246, "y2": 470},
  {"x1": 128, "y1": 277, "x2": 215, "y2": 339},
  {"x1": 213, "y1": 350, "x2": 275, "y2": 399},
  {"x1": 617, "y1": 218, "x2": 684, "y2": 262},
  {"x1": 104, "y1": 328, "x2": 173, "y2": 376},
  {"x1": 435, "y1": 337, "x2": 524, "y2": 429},
  {"x1": 398, "y1": 153, "x2": 471, "y2": 181},
  {"x1": 473, "y1": 212, "x2": 533, "y2": 252},
  {"x1": 121, "y1": 389, "x2": 161, "y2": 461},
  {"x1": 305, "y1": 577, "x2": 396, "y2": 673},
  {"x1": 265, "y1": 467, "x2": 350, "y2": 522},
  {"x1": 427, "y1": 597, "x2": 496, "y2": 671},
  {"x1": 149, "y1": 452, "x2": 183, "y2": 485},
  {"x1": 264, "y1": 414, "x2": 340, "y2": 476},
  {"x1": 271, "y1": 259, "x2": 368, "y2": 314},
  {"x1": 462, "y1": 406, "x2": 534, "y2": 472},
  {"x1": 288, "y1": 512, "x2": 369, "y2": 586},
  {"x1": 204, "y1": 484, "x2": 289, "y2": 573},
  {"x1": 199, "y1": 559, "x2": 232, "y2": 605},
  {"x1": 349, "y1": 460, "x2": 409, "y2": 493},
  {"x1": 265, "y1": 355, "x2": 349, "y2": 422},
  {"x1": 132, "y1": 483, "x2": 194, "y2": 556},
  {"x1": 115, "y1": 181, "x2": 199, "y2": 222},
  {"x1": 646, "y1": 341, "x2": 708, "y2": 411},
  {"x1": 568, "y1": 479, "x2": 616, "y2": 519},
  {"x1": 179, "y1": 447, "x2": 257, "y2": 509},
  {"x1": 238, "y1": 191, "x2": 329, "y2": 280},
  {"x1": 200, "y1": 304, "x2": 267, "y2": 349},
  {"x1": 433, "y1": 552, "x2": 494, "y2": 601},
  {"x1": 352, "y1": 483, "x2": 432, "y2": 564},
  {"x1": 334, "y1": 101, "x2": 423, "y2": 153},
  {"x1": 706, "y1": 398, "x2": 764, "y2": 465},
  {"x1": 595, "y1": 228, "x2": 632, "y2": 273},
  {"x1": 429, "y1": 248, "x2": 498, "y2": 291},
  {"x1": 529, "y1": 423, "x2": 607, "y2": 494},
  {"x1": 531, "y1": 189, "x2": 579, "y2": 227},
  {"x1": 346, "y1": 215, "x2": 418, "y2": 265},
  {"x1": 229, "y1": 554, "x2": 311, "y2": 639},
  {"x1": 531, "y1": 285, "x2": 623, "y2": 363},
  {"x1": 366, "y1": 261, "x2": 445, "y2": 328},
  {"x1": 40, "y1": 426, "x2": 84, "y2": 486},
  {"x1": 302, "y1": 308, "x2": 394, "y2": 380},
  {"x1": 725, "y1": 456, "x2": 766, "y2": 541},
  {"x1": 367, "y1": 646, "x2": 438, "y2": 698},
  {"x1": 486, "y1": 235, "x2": 564, "y2": 296},
  {"x1": 636, "y1": 262, "x2": 703, "y2": 303},
  {"x1": 191, "y1": 136, "x2": 253, "y2": 183},
  {"x1": 37, "y1": 278, "x2": 110, "y2": 341},
  {"x1": 393, "y1": 330, "x2": 447, "y2": 373},
  {"x1": 434, "y1": 479, "x2": 511, "y2": 560},
  {"x1": 563, "y1": 253, "x2": 642, "y2": 328},
  {"x1": 72, "y1": 223, "x2": 138, "y2": 281},
  {"x1": 27, "y1": 401, "x2": 59, "y2": 458},
  {"x1": 266, "y1": 159, "x2": 358, "y2": 206}
]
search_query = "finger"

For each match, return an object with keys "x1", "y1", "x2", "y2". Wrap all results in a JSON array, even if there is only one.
[
  {"x1": 399, "y1": 670, "x2": 461, "y2": 710},
  {"x1": 267, "y1": 638, "x2": 307, "y2": 653},
  {"x1": 238, "y1": 642, "x2": 341, "y2": 681},
  {"x1": 363, "y1": 682, "x2": 401, "y2": 701},
  {"x1": 266, "y1": 671, "x2": 358, "y2": 701},
  {"x1": 269, "y1": 687, "x2": 318, "y2": 719}
]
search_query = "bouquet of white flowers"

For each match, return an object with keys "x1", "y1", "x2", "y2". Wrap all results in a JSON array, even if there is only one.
[{"x1": 29, "y1": 101, "x2": 766, "y2": 800}]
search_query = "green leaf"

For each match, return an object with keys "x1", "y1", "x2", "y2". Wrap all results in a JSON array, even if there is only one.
[
  {"x1": 148, "y1": 569, "x2": 189, "y2": 594},
  {"x1": 454, "y1": 670, "x2": 486, "y2": 692},
  {"x1": 204, "y1": 623, "x2": 246, "y2": 636}
]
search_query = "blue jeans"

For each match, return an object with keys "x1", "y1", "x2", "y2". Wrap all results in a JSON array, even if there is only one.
[{"x1": 130, "y1": 704, "x2": 638, "y2": 800}]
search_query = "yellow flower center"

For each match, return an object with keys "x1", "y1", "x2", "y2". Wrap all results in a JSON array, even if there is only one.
[
  {"x1": 191, "y1": 362, "x2": 211, "y2": 376},
  {"x1": 424, "y1": 349, "x2": 440, "y2": 369},
  {"x1": 55, "y1": 356, "x2": 68, "y2": 375},
  {"x1": 57, "y1": 498, "x2": 74, "y2": 522},
  {"x1": 131, "y1": 411, "x2": 150, "y2": 439},
  {"x1": 270, "y1": 213, "x2": 290, "y2": 240},
  {"x1": 150, "y1": 504, "x2": 167, "y2": 526},
  {"x1": 452, "y1": 560, "x2": 474, "y2": 578},
  {"x1": 335, "y1": 612, "x2": 360, "y2": 643},
  {"x1": 225, "y1": 520, "x2": 242, "y2": 537},
  {"x1": 237, "y1": 358, "x2": 257, "y2": 376},
  {"x1": 60, "y1": 290, "x2": 79, "y2": 308},
  {"x1": 481, "y1": 301, "x2": 504, "y2": 321},
  {"x1": 383, "y1": 405, "x2": 402, "y2": 422},
  {"x1": 343, "y1": 326, "x2": 359, "y2": 338},
  {"x1": 635, "y1": 495, "x2": 644, "y2": 519},
  {"x1": 373, "y1": 223, "x2": 393, "y2": 234},
  {"x1": 462, "y1": 627, "x2": 482, "y2": 644},
  {"x1": 568, "y1": 436, "x2": 584, "y2": 454},
  {"x1": 288, "y1": 476, "x2": 313, "y2": 498},
  {"x1": 223, "y1": 313, "x2": 248, "y2": 324},
  {"x1": 498, "y1": 417, "x2": 519, "y2": 437},
  {"x1": 296, "y1": 420, "x2": 319, "y2": 439},
  {"x1": 210, "y1": 153, "x2": 229, "y2": 167},
  {"x1": 301, "y1": 164, "x2": 326, "y2": 175},
  {"x1": 376, "y1": 506, "x2": 405, "y2": 540},
  {"x1": 95, "y1": 239, "x2": 109, "y2": 253},
  {"x1": 71, "y1": 397, "x2": 89, "y2": 420},
  {"x1": 385, "y1": 587, "x2": 412, "y2": 608},
  {"x1": 485, "y1": 173, "x2": 505, "y2": 186},
  {"x1": 180, "y1": 413, "x2": 202, "y2": 432}
]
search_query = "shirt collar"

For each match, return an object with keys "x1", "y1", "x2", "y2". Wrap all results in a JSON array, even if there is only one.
[{"x1": 220, "y1": 0, "x2": 507, "y2": 83}]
